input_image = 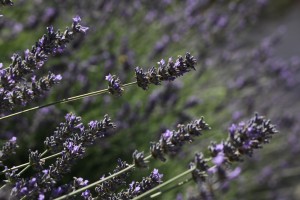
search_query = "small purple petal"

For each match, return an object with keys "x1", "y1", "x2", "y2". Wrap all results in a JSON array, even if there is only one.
[
  {"x1": 162, "y1": 130, "x2": 172, "y2": 140},
  {"x1": 105, "y1": 74, "x2": 113, "y2": 81},
  {"x1": 227, "y1": 167, "x2": 241, "y2": 180},
  {"x1": 73, "y1": 15, "x2": 81, "y2": 23},
  {"x1": 38, "y1": 193, "x2": 45, "y2": 200},
  {"x1": 9, "y1": 136, "x2": 17, "y2": 143},
  {"x1": 212, "y1": 152, "x2": 225, "y2": 165}
]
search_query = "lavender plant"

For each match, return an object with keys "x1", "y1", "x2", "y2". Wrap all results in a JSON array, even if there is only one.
[{"x1": 0, "y1": 0, "x2": 297, "y2": 199}]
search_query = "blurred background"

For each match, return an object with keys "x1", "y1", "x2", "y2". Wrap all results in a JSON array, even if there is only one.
[{"x1": 0, "y1": 0, "x2": 299, "y2": 199}]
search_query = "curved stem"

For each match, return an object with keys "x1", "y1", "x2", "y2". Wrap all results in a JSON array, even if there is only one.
[{"x1": 0, "y1": 82, "x2": 137, "y2": 120}]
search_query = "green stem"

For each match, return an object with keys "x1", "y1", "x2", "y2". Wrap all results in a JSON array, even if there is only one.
[
  {"x1": 0, "y1": 183, "x2": 7, "y2": 191},
  {"x1": 150, "y1": 177, "x2": 193, "y2": 198},
  {"x1": 0, "y1": 82, "x2": 136, "y2": 120},
  {"x1": 132, "y1": 166, "x2": 196, "y2": 200}
]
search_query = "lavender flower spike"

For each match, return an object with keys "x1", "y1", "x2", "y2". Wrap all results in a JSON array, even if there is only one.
[
  {"x1": 151, "y1": 117, "x2": 210, "y2": 162},
  {"x1": 135, "y1": 52, "x2": 197, "y2": 90}
]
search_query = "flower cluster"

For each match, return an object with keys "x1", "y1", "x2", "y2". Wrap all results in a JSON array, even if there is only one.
[
  {"x1": 0, "y1": 136, "x2": 18, "y2": 165},
  {"x1": 95, "y1": 159, "x2": 132, "y2": 199},
  {"x1": 151, "y1": 117, "x2": 210, "y2": 161},
  {"x1": 44, "y1": 113, "x2": 116, "y2": 153},
  {"x1": 189, "y1": 114, "x2": 278, "y2": 198},
  {"x1": 0, "y1": 16, "x2": 88, "y2": 112},
  {"x1": 135, "y1": 52, "x2": 196, "y2": 90},
  {"x1": 9, "y1": 113, "x2": 115, "y2": 199},
  {"x1": 0, "y1": 0, "x2": 287, "y2": 199},
  {"x1": 111, "y1": 168, "x2": 163, "y2": 200}
]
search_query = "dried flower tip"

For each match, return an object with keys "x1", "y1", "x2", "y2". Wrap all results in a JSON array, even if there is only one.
[
  {"x1": 135, "y1": 52, "x2": 197, "y2": 90},
  {"x1": 106, "y1": 74, "x2": 124, "y2": 96},
  {"x1": 132, "y1": 150, "x2": 148, "y2": 168},
  {"x1": 135, "y1": 67, "x2": 149, "y2": 90}
]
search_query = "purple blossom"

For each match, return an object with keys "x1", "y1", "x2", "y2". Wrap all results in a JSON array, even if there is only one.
[
  {"x1": 81, "y1": 190, "x2": 91, "y2": 199},
  {"x1": 74, "y1": 177, "x2": 89, "y2": 187},
  {"x1": 72, "y1": 15, "x2": 81, "y2": 23},
  {"x1": 130, "y1": 182, "x2": 141, "y2": 193},
  {"x1": 162, "y1": 129, "x2": 172, "y2": 140},
  {"x1": 227, "y1": 167, "x2": 241, "y2": 180},
  {"x1": 105, "y1": 73, "x2": 113, "y2": 82},
  {"x1": 38, "y1": 193, "x2": 45, "y2": 200},
  {"x1": 229, "y1": 124, "x2": 237, "y2": 138},
  {"x1": 9, "y1": 136, "x2": 17, "y2": 143},
  {"x1": 212, "y1": 152, "x2": 225, "y2": 166},
  {"x1": 0, "y1": 16, "x2": 88, "y2": 112},
  {"x1": 150, "y1": 168, "x2": 163, "y2": 183},
  {"x1": 20, "y1": 187, "x2": 28, "y2": 195}
]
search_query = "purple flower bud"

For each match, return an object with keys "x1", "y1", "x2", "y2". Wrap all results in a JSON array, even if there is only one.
[
  {"x1": 105, "y1": 73, "x2": 113, "y2": 82},
  {"x1": 151, "y1": 168, "x2": 163, "y2": 183},
  {"x1": 229, "y1": 124, "x2": 236, "y2": 138},
  {"x1": 215, "y1": 143, "x2": 224, "y2": 151},
  {"x1": 88, "y1": 120, "x2": 97, "y2": 129},
  {"x1": 212, "y1": 152, "x2": 225, "y2": 166},
  {"x1": 9, "y1": 136, "x2": 17, "y2": 143},
  {"x1": 79, "y1": 26, "x2": 89, "y2": 33},
  {"x1": 227, "y1": 167, "x2": 241, "y2": 180},
  {"x1": 81, "y1": 190, "x2": 91, "y2": 199},
  {"x1": 74, "y1": 177, "x2": 89, "y2": 186},
  {"x1": 54, "y1": 74, "x2": 62, "y2": 81},
  {"x1": 73, "y1": 15, "x2": 81, "y2": 23},
  {"x1": 162, "y1": 129, "x2": 172, "y2": 140},
  {"x1": 38, "y1": 193, "x2": 45, "y2": 200},
  {"x1": 65, "y1": 113, "x2": 76, "y2": 122},
  {"x1": 20, "y1": 187, "x2": 28, "y2": 195},
  {"x1": 29, "y1": 177, "x2": 37, "y2": 186}
]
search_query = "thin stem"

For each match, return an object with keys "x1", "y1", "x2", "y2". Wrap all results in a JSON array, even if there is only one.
[
  {"x1": 54, "y1": 154, "x2": 152, "y2": 200},
  {"x1": 0, "y1": 82, "x2": 137, "y2": 120},
  {"x1": 0, "y1": 150, "x2": 51, "y2": 191},
  {"x1": 132, "y1": 166, "x2": 196, "y2": 200},
  {"x1": 1, "y1": 151, "x2": 61, "y2": 174},
  {"x1": 16, "y1": 150, "x2": 48, "y2": 176},
  {"x1": 150, "y1": 177, "x2": 193, "y2": 198},
  {"x1": 0, "y1": 183, "x2": 7, "y2": 191},
  {"x1": 54, "y1": 164, "x2": 136, "y2": 200}
]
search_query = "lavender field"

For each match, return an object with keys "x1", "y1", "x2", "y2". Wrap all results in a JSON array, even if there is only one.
[{"x1": 0, "y1": 0, "x2": 299, "y2": 199}]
